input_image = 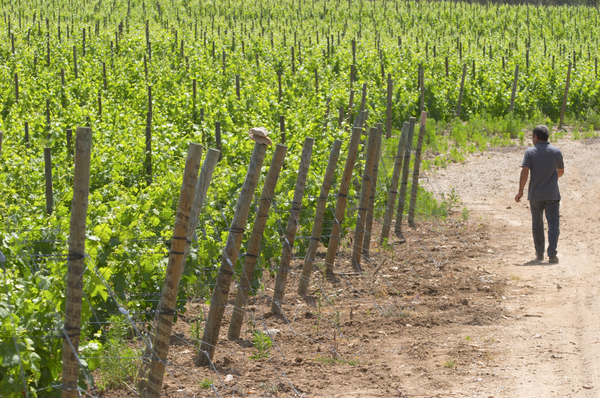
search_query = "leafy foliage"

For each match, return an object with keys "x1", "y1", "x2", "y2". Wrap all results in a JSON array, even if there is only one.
[{"x1": 0, "y1": 0, "x2": 598, "y2": 392}]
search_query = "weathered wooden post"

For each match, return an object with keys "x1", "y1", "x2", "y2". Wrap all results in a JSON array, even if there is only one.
[
  {"x1": 73, "y1": 46, "x2": 78, "y2": 78},
  {"x1": 279, "y1": 115, "x2": 285, "y2": 143},
  {"x1": 298, "y1": 140, "x2": 342, "y2": 295},
  {"x1": 14, "y1": 73, "x2": 18, "y2": 102},
  {"x1": 103, "y1": 62, "x2": 107, "y2": 90},
  {"x1": 187, "y1": 148, "x2": 220, "y2": 241},
  {"x1": 362, "y1": 123, "x2": 383, "y2": 259},
  {"x1": 359, "y1": 83, "x2": 367, "y2": 112},
  {"x1": 44, "y1": 148, "x2": 53, "y2": 214},
  {"x1": 386, "y1": 74, "x2": 393, "y2": 138},
  {"x1": 235, "y1": 74, "x2": 240, "y2": 100},
  {"x1": 25, "y1": 122, "x2": 30, "y2": 149},
  {"x1": 271, "y1": 138, "x2": 314, "y2": 314},
  {"x1": 456, "y1": 63, "x2": 466, "y2": 118},
  {"x1": 228, "y1": 144, "x2": 287, "y2": 337},
  {"x1": 395, "y1": 117, "x2": 416, "y2": 236},
  {"x1": 145, "y1": 111, "x2": 152, "y2": 185},
  {"x1": 98, "y1": 91, "x2": 102, "y2": 119},
  {"x1": 419, "y1": 65, "x2": 425, "y2": 112},
  {"x1": 346, "y1": 89, "x2": 355, "y2": 127},
  {"x1": 351, "y1": 127, "x2": 379, "y2": 270},
  {"x1": 380, "y1": 122, "x2": 409, "y2": 244},
  {"x1": 408, "y1": 112, "x2": 427, "y2": 228},
  {"x1": 137, "y1": 143, "x2": 203, "y2": 397},
  {"x1": 324, "y1": 124, "x2": 363, "y2": 274},
  {"x1": 215, "y1": 121, "x2": 222, "y2": 161},
  {"x1": 0, "y1": 132, "x2": 3, "y2": 159},
  {"x1": 510, "y1": 64, "x2": 519, "y2": 113},
  {"x1": 60, "y1": 127, "x2": 92, "y2": 398},
  {"x1": 278, "y1": 72, "x2": 282, "y2": 103},
  {"x1": 197, "y1": 139, "x2": 268, "y2": 366},
  {"x1": 559, "y1": 62, "x2": 572, "y2": 129}
]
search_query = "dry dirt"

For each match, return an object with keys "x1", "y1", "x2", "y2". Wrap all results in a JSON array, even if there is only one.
[{"x1": 101, "y1": 134, "x2": 600, "y2": 397}]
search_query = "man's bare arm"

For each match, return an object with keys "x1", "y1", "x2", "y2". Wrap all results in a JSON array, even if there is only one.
[
  {"x1": 515, "y1": 167, "x2": 530, "y2": 203},
  {"x1": 557, "y1": 168, "x2": 564, "y2": 178}
]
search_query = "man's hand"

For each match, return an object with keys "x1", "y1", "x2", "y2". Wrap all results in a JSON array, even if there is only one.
[
  {"x1": 516, "y1": 167, "x2": 529, "y2": 203},
  {"x1": 515, "y1": 192, "x2": 523, "y2": 203}
]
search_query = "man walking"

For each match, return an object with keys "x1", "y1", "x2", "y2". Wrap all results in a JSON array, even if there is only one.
[{"x1": 515, "y1": 125, "x2": 565, "y2": 263}]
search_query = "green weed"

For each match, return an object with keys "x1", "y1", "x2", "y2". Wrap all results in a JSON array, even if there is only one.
[
  {"x1": 96, "y1": 315, "x2": 139, "y2": 391},
  {"x1": 443, "y1": 359, "x2": 456, "y2": 369},
  {"x1": 200, "y1": 378, "x2": 213, "y2": 389},
  {"x1": 250, "y1": 330, "x2": 273, "y2": 360}
]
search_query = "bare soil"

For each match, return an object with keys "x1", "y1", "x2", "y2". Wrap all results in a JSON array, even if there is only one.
[{"x1": 101, "y1": 134, "x2": 600, "y2": 397}]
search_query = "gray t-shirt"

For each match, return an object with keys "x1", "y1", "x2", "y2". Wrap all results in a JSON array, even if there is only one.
[{"x1": 521, "y1": 141, "x2": 564, "y2": 201}]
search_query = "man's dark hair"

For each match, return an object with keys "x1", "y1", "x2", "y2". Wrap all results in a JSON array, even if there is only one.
[{"x1": 533, "y1": 125, "x2": 550, "y2": 141}]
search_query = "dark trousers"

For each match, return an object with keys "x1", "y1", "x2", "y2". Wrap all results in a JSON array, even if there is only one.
[{"x1": 530, "y1": 200, "x2": 560, "y2": 257}]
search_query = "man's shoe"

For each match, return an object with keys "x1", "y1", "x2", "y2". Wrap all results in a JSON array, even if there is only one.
[
  {"x1": 536, "y1": 254, "x2": 544, "y2": 261},
  {"x1": 549, "y1": 256, "x2": 559, "y2": 264}
]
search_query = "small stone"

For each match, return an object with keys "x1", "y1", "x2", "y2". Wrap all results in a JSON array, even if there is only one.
[
  {"x1": 406, "y1": 324, "x2": 412, "y2": 327},
  {"x1": 225, "y1": 374, "x2": 234, "y2": 383},
  {"x1": 295, "y1": 357, "x2": 303, "y2": 363},
  {"x1": 263, "y1": 311, "x2": 273, "y2": 319},
  {"x1": 583, "y1": 385, "x2": 593, "y2": 389}
]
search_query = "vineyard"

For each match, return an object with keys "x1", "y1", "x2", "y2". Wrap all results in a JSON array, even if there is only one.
[{"x1": 0, "y1": 0, "x2": 599, "y2": 396}]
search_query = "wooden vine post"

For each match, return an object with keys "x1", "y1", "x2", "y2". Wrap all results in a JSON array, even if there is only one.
[
  {"x1": 197, "y1": 140, "x2": 268, "y2": 366},
  {"x1": 324, "y1": 124, "x2": 363, "y2": 274},
  {"x1": 362, "y1": 123, "x2": 383, "y2": 259},
  {"x1": 271, "y1": 138, "x2": 314, "y2": 314},
  {"x1": 279, "y1": 115, "x2": 285, "y2": 143},
  {"x1": 215, "y1": 121, "x2": 222, "y2": 161},
  {"x1": 346, "y1": 89, "x2": 355, "y2": 127},
  {"x1": 351, "y1": 127, "x2": 379, "y2": 270},
  {"x1": 407, "y1": 112, "x2": 428, "y2": 228},
  {"x1": 380, "y1": 122, "x2": 409, "y2": 244},
  {"x1": 228, "y1": 144, "x2": 287, "y2": 337},
  {"x1": 419, "y1": 65, "x2": 425, "y2": 112},
  {"x1": 559, "y1": 62, "x2": 572, "y2": 129},
  {"x1": 395, "y1": 117, "x2": 416, "y2": 237},
  {"x1": 0, "y1": 132, "x2": 3, "y2": 160},
  {"x1": 14, "y1": 73, "x2": 18, "y2": 102},
  {"x1": 456, "y1": 64, "x2": 466, "y2": 118},
  {"x1": 186, "y1": 147, "x2": 221, "y2": 251},
  {"x1": 359, "y1": 83, "x2": 367, "y2": 112},
  {"x1": 25, "y1": 123, "x2": 30, "y2": 149},
  {"x1": 60, "y1": 127, "x2": 92, "y2": 398},
  {"x1": 145, "y1": 86, "x2": 152, "y2": 185},
  {"x1": 386, "y1": 74, "x2": 393, "y2": 138},
  {"x1": 137, "y1": 143, "x2": 203, "y2": 397},
  {"x1": 297, "y1": 139, "x2": 342, "y2": 295},
  {"x1": 510, "y1": 64, "x2": 519, "y2": 113},
  {"x1": 44, "y1": 147, "x2": 53, "y2": 214}
]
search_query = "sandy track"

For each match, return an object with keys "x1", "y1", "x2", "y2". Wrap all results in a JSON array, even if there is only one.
[{"x1": 433, "y1": 135, "x2": 600, "y2": 397}]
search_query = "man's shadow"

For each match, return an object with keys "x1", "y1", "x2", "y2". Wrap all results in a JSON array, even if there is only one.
[{"x1": 515, "y1": 259, "x2": 552, "y2": 266}]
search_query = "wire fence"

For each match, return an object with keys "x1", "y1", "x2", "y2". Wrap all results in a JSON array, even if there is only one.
[{"x1": 1, "y1": 113, "x2": 493, "y2": 397}]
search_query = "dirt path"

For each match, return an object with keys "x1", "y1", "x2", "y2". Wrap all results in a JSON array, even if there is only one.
[{"x1": 426, "y1": 135, "x2": 600, "y2": 397}]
